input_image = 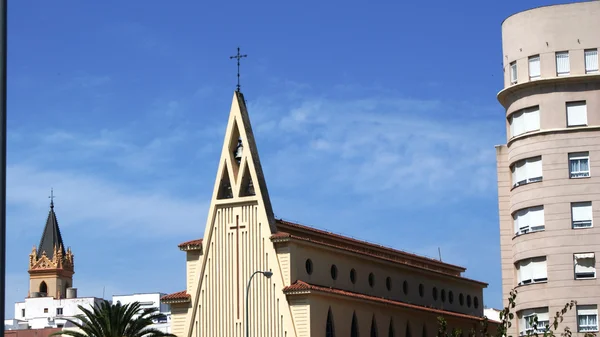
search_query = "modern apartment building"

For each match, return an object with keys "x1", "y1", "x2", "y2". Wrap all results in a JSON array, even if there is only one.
[{"x1": 496, "y1": 1, "x2": 600, "y2": 336}]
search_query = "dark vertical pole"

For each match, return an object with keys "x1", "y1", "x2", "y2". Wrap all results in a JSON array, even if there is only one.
[{"x1": 0, "y1": 0, "x2": 7, "y2": 327}]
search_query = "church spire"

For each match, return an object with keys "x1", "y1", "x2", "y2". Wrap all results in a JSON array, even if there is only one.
[{"x1": 37, "y1": 189, "x2": 66, "y2": 260}]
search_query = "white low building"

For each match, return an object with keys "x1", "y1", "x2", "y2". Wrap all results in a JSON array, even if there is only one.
[{"x1": 12, "y1": 293, "x2": 104, "y2": 329}]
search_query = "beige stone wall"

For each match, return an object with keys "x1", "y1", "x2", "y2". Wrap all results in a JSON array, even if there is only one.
[
  {"x1": 186, "y1": 251, "x2": 201, "y2": 295},
  {"x1": 287, "y1": 241, "x2": 485, "y2": 317},
  {"x1": 29, "y1": 274, "x2": 71, "y2": 298},
  {"x1": 171, "y1": 303, "x2": 191, "y2": 337}
]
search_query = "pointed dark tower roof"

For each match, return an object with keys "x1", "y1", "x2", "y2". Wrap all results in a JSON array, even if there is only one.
[{"x1": 37, "y1": 197, "x2": 66, "y2": 260}]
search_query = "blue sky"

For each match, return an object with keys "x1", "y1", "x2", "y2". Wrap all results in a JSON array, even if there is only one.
[{"x1": 4, "y1": 0, "x2": 574, "y2": 316}]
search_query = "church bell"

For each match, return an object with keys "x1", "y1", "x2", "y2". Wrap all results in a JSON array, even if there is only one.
[{"x1": 234, "y1": 138, "x2": 243, "y2": 164}]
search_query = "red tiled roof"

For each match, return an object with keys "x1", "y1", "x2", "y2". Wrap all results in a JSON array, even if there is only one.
[
  {"x1": 161, "y1": 290, "x2": 191, "y2": 303},
  {"x1": 283, "y1": 281, "x2": 486, "y2": 322},
  {"x1": 275, "y1": 219, "x2": 465, "y2": 272},
  {"x1": 178, "y1": 239, "x2": 203, "y2": 251},
  {"x1": 273, "y1": 219, "x2": 486, "y2": 286}
]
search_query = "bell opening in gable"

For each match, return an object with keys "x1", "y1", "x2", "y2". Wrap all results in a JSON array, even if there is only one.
[
  {"x1": 228, "y1": 122, "x2": 242, "y2": 180},
  {"x1": 217, "y1": 165, "x2": 234, "y2": 199},
  {"x1": 239, "y1": 163, "x2": 256, "y2": 197}
]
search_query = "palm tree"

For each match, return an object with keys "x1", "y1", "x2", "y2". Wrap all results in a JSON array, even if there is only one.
[{"x1": 51, "y1": 300, "x2": 176, "y2": 337}]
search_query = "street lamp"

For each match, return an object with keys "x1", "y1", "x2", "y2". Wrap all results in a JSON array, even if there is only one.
[{"x1": 246, "y1": 270, "x2": 273, "y2": 337}]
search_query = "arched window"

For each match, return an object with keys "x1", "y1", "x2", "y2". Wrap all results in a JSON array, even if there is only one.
[
  {"x1": 388, "y1": 318, "x2": 394, "y2": 337},
  {"x1": 406, "y1": 322, "x2": 412, "y2": 337},
  {"x1": 39, "y1": 281, "x2": 48, "y2": 294},
  {"x1": 326, "y1": 307, "x2": 335, "y2": 337},
  {"x1": 351, "y1": 312, "x2": 359, "y2": 337},
  {"x1": 370, "y1": 315, "x2": 378, "y2": 337},
  {"x1": 422, "y1": 324, "x2": 427, "y2": 337}
]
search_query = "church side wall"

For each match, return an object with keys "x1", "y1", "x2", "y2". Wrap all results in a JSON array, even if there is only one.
[
  {"x1": 274, "y1": 245, "x2": 291, "y2": 287},
  {"x1": 309, "y1": 294, "x2": 488, "y2": 337},
  {"x1": 170, "y1": 304, "x2": 190, "y2": 337},
  {"x1": 288, "y1": 296, "x2": 311, "y2": 337},
  {"x1": 186, "y1": 251, "x2": 201, "y2": 295},
  {"x1": 290, "y1": 242, "x2": 485, "y2": 317}
]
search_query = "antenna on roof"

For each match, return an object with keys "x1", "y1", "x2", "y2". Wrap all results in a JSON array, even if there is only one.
[{"x1": 438, "y1": 247, "x2": 442, "y2": 261}]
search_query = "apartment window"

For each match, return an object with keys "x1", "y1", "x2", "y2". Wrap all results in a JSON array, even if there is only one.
[
  {"x1": 513, "y1": 206, "x2": 545, "y2": 235},
  {"x1": 509, "y1": 106, "x2": 540, "y2": 138},
  {"x1": 529, "y1": 55, "x2": 541, "y2": 80},
  {"x1": 43, "y1": 308, "x2": 48, "y2": 313},
  {"x1": 578, "y1": 305, "x2": 599, "y2": 332},
  {"x1": 574, "y1": 253, "x2": 596, "y2": 279},
  {"x1": 556, "y1": 51, "x2": 570, "y2": 75},
  {"x1": 585, "y1": 49, "x2": 599, "y2": 74},
  {"x1": 519, "y1": 308, "x2": 549, "y2": 336},
  {"x1": 21, "y1": 309, "x2": 25, "y2": 317},
  {"x1": 56, "y1": 308, "x2": 63, "y2": 315},
  {"x1": 517, "y1": 256, "x2": 547, "y2": 285},
  {"x1": 566, "y1": 101, "x2": 587, "y2": 127},
  {"x1": 511, "y1": 156, "x2": 542, "y2": 187},
  {"x1": 569, "y1": 152, "x2": 590, "y2": 178},
  {"x1": 510, "y1": 62, "x2": 518, "y2": 84},
  {"x1": 572, "y1": 202, "x2": 593, "y2": 228}
]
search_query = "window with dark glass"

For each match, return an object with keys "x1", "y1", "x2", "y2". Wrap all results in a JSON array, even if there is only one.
[
  {"x1": 330, "y1": 265, "x2": 338, "y2": 280},
  {"x1": 326, "y1": 307, "x2": 335, "y2": 337},
  {"x1": 305, "y1": 259, "x2": 313, "y2": 275},
  {"x1": 371, "y1": 316, "x2": 378, "y2": 337},
  {"x1": 351, "y1": 312, "x2": 359, "y2": 337},
  {"x1": 350, "y1": 269, "x2": 357, "y2": 284}
]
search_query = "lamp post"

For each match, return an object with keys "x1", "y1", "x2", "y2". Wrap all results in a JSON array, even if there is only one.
[
  {"x1": 0, "y1": 0, "x2": 7, "y2": 327},
  {"x1": 246, "y1": 270, "x2": 273, "y2": 337}
]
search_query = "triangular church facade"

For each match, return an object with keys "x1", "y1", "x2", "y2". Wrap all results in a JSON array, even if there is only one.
[{"x1": 162, "y1": 91, "x2": 496, "y2": 337}]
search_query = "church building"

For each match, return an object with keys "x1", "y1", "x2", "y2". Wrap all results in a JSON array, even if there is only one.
[{"x1": 161, "y1": 90, "x2": 496, "y2": 337}]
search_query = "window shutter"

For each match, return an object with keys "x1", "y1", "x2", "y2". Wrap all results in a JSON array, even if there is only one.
[
  {"x1": 556, "y1": 52, "x2": 570, "y2": 75},
  {"x1": 525, "y1": 107, "x2": 540, "y2": 132},
  {"x1": 585, "y1": 49, "x2": 599, "y2": 73},
  {"x1": 529, "y1": 56, "x2": 541, "y2": 78},
  {"x1": 529, "y1": 206, "x2": 545, "y2": 229},
  {"x1": 572, "y1": 202, "x2": 593, "y2": 222},
  {"x1": 517, "y1": 160, "x2": 527, "y2": 184},
  {"x1": 578, "y1": 305, "x2": 598, "y2": 316},
  {"x1": 531, "y1": 257, "x2": 547, "y2": 280},
  {"x1": 567, "y1": 102, "x2": 588, "y2": 126},
  {"x1": 535, "y1": 310, "x2": 550, "y2": 322},
  {"x1": 519, "y1": 259, "x2": 533, "y2": 282},
  {"x1": 527, "y1": 157, "x2": 543, "y2": 179},
  {"x1": 512, "y1": 111, "x2": 524, "y2": 137},
  {"x1": 574, "y1": 255, "x2": 595, "y2": 275},
  {"x1": 511, "y1": 62, "x2": 518, "y2": 82}
]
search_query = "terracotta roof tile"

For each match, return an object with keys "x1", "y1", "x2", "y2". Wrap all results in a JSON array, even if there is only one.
[
  {"x1": 178, "y1": 239, "x2": 203, "y2": 251},
  {"x1": 161, "y1": 290, "x2": 191, "y2": 303},
  {"x1": 275, "y1": 219, "x2": 465, "y2": 272},
  {"x1": 272, "y1": 219, "x2": 486, "y2": 286},
  {"x1": 283, "y1": 281, "x2": 487, "y2": 322}
]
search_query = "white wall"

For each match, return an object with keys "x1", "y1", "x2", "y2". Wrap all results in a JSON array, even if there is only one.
[
  {"x1": 112, "y1": 293, "x2": 169, "y2": 313},
  {"x1": 13, "y1": 296, "x2": 103, "y2": 329}
]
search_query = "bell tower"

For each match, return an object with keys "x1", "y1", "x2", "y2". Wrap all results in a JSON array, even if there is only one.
[{"x1": 27, "y1": 191, "x2": 74, "y2": 299}]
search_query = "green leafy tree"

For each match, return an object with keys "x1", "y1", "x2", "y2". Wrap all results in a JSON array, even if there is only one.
[
  {"x1": 51, "y1": 299, "x2": 176, "y2": 337},
  {"x1": 437, "y1": 289, "x2": 597, "y2": 337}
]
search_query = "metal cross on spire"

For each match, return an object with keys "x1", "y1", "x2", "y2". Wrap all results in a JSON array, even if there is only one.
[
  {"x1": 49, "y1": 188, "x2": 55, "y2": 208},
  {"x1": 229, "y1": 47, "x2": 247, "y2": 92}
]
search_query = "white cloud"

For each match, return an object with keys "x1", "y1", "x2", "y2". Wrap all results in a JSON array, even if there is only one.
[
  {"x1": 7, "y1": 164, "x2": 207, "y2": 237},
  {"x1": 249, "y1": 94, "x2": 503, "y2": 204}
]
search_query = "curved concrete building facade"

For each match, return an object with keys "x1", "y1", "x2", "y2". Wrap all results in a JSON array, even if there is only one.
[{"x1": 496, "y1": 1, "x2": 600, "y2": 336}]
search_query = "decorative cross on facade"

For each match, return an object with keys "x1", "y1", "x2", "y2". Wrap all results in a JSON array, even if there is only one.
[
  {"x1": 49, "y1": 188, "x2": 55, "y2": 207},
  {"x1": 229, "y1": 215, "x2": 246, "y2": 319},
  {"x1": 229, "y1": 47, "x2": 247, "y2": 92}
]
